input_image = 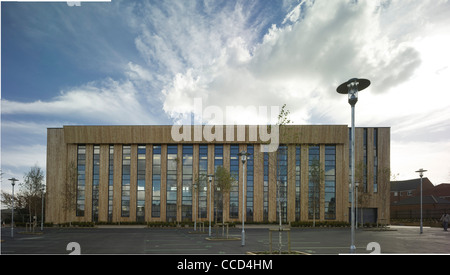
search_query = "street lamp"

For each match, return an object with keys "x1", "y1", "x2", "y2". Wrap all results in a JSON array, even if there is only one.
[
  {"x1": 415, "y1": 168, "x2": 427, "y2": 234},
  {"x1": 237, "y1": 150, "x2": 250, "y2": 247},
  {"x1": 207, "y1": 174, "x2": 214, "y2": 237},
  {"x1": 8, "y1": 177, "x2": 19, "y2": 238},
  {"x1": 337, "y1": 78, "x2": 371, "y2": 253},
  {"x1": 355, "y1": 182, "x2": 359, "y2": 229},
  {"x1": 41, "y1": 185, "x2": 46, "y2": 231}
]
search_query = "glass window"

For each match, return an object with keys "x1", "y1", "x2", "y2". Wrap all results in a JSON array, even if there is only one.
[
  {"x1": 108, "y1": 145, "x2": 114, "y2": 222},
  {"x1": 152, "y1": 145, "x2": 161, "y2": 218},
  {"x1": 182, "y1": 145, "x2": 193, "y2": 221},
  {"x1": 166, "y1": 145, "x2": 178, "y2": 222},
  {"x1": 325, "y1": 146, "x2": 336, "y2": 220},
  {"x1": 214, "y1": 145, "x2": 223, "y2": 222},
  {"x1": 137, "y1": 145, "x2": 146, "y2": 222},
  {"x1": 76, "y1": 145, "x2": 86, "y2": 217},
  {"x1": 198, "y1": 145, "x2": 208, "y2": 219},
  {"x1": 277, "y1": 145, "x2": 288, "y2": 223},
  {"x1": 229, "y1": 145, "x2": 239, "y2": 219},
  {"x1": 92, "y1": 145, "x2": 100, "y2": 222},
  {"x1": 263, "y1": 152, "x2": 269, "y2": 222},
  {"x1": 121, "y1": 145, "x2": 131, "y2": 217},
  {"x1": 246, "y1": 145, "x2": 254, "y2": 222},
  {"x1": 308, "y1": 145, "x2": 320, "y2": 220}
]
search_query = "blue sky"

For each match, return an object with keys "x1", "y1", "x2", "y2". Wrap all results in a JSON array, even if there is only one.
[{"x1": 2, "y1": 0, "x2": 450, "y2": 193}]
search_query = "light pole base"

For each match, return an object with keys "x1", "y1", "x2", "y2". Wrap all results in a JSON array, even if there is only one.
[{"x1": 350, "y1": 245, "x2": 356, "y2": 254}]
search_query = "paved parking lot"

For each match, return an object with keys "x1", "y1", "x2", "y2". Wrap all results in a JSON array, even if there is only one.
[{"x1": 1, "y1": 225, "x2": 449, "y2": 255}]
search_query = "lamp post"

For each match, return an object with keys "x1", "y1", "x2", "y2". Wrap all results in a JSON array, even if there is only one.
[
  {"x1": 41, "y1": 185, "x2": 45, "y2": 231},
  {"x1": 237, "y1": 150, "x2": 250, "y2": 247},
  {"x1": 355, "y1": 182, "x2": 359, "y2": 229},
  {"x1": 337, "y1": 78, "x2": 370, "y2": 253},
  {"x1": 415, "y1": 168, "x2": 427, "y2": 234},
  {"x1": 207, "y1": 174, "x2": 214, "y2": 237},
  {"x1": 8, "y1": 177, "x2": 19, "y2": 238}
]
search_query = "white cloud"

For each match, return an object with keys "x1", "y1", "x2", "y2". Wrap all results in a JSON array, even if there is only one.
[
  {"x1": 156, "y1": 0, "x2": 450, "y2": 184},
  {"x1": 2, "y1": 63, "x2": 162, "y2": 125},
  {"x1": 67, "y1": 2, "x2": 81, "y2": 7},
  {"x1": 159, "y1": 0, "x2": 427, "y2": 126},
  {"x1": 1, "y1": 144, "x2": 47, "y2": 194},
  {"x1": 1, "y1": 144, "x2": 46, "y2": 170},
  {"x1": 2, "y1": 0, "x2": 450, "y2": 186}
]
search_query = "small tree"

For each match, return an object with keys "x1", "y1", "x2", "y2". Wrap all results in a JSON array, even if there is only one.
[
  {"x1": 21, "y1": 165, "x2": 45, "y2": 225},
  {"x1": 309, "y1": 158, "x2": 324, "y2": 227},
  {"x1": 214, "y1": 166, "x2": 234, "y2": 225},
  {"x1": 193, "y1": 173, "x2": 208, "y2": 230},
  {"x1": 354, "y1": 161, "x2": 367, "y2": 226},
  {"x1": 62, "y1": 161, "x2": 78, "y2": 223}
]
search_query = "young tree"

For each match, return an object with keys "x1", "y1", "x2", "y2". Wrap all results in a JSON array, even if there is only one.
[
  {"x1": 309, "y1": 158, "x2": 324, "y2": 227},
  {"x1": 275, "y1": 104, "x2": 293, "y2": 226},
  {"x1": 214, "y1": 166, "x2": 234, "y2": 225},
  {"x1": 192, "y1": 173, "x2": 208, "y2": 230},
  {"x1": 21, "y1": 165, "x2": 45, "y2": 225},
  {"x1": 62, "y1": 161, "x2": 78, "y2": 223},
  {"x1": 1, "y1": 191, "x2": 26, "y2": 211}
]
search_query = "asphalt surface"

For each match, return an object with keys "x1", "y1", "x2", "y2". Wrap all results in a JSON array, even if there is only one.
[{"x1": 1, "y1": 225, "x2": 449, "y2": 255}]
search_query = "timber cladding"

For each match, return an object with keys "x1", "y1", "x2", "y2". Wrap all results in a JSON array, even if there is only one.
[
  {"x1": 46, "y1": 125, "x2": 390, "y2": 224},
  {"x1": 63, "y1": 125, "x2": 348, "y2": 145}
]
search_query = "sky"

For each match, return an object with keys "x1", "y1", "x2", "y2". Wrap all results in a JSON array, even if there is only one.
[{"x1": 1, "y1": 0, "x2": 450, "y2": 194}]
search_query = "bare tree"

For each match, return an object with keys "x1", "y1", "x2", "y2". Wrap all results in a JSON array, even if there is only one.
[
  {"x1": 1, "y1": 191, "x2": 27, "y2": 212},
  {"x1": 308, "y1": 158, "x2": 324, "y2": 227},
  {"x1": 192, "y1": 173, "x2": 208, "y2": 230},
  {"x1": 21, "y1": 165, "x2": 45, "y2": 225},
  {"x1": 62, "y1": 161, "x2": 78, "y2": 223},
  {"x1": 214, "y1": 166, "x2": 234, "y2": 225}
]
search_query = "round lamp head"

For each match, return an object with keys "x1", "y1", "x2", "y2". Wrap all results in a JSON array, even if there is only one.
[
  {"x1": 336, "y1": 78, "x2": 371, "y2": 94},
  {"x1": 415, "y1": 168, "x2": 427, "y2": 178}
]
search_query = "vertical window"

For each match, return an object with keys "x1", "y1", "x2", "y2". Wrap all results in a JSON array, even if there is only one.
[
  {"x1": 92, "y1": 145, "x2": 100, "y2": 222},
  {"x1": 295, "y1": 146, "x2": 301, "y2": 221},
  {"x1": 214, "y1": 145, "x2": 223, "y2": 169},
  {"x1": 152, "y1": 145, "x2": 161, "y2": 218},
  {"x1": 198, "y1": 145, "x2": 208, "y2": 219},
  {"x1": 137, "y1": 145, "x2": 146, "y2": 222},
  {"x1": 246, "y1": 145, "x2": 254, "y2": 222},
  {"x1": 325, "y1": 146, "x2": 336, "y2": 220},
  {"x1": 182, "y1": 145, "x2": 193, "y2": 221},
  {"x1": 263, "y1": 152, "x2": 269, "y2": 222},
  {"x1": 277, "y1": 145, "x2": 288, "y2": 223},
  {"x1": 108, "y1": 145, "x2": 114, "y2": 222},
  {"x1": 76, "y1": 145, "x2": 86, "y2": 217},
  {"x1": 121, "y1": 145, "x2": 131, "y2": 217},
  {"x1": 373, "y1": 128, "x2": 378, "y2": 193},
  {"x1": 229, "y1": 145, "x2": 239, "y2": 219},
  {"x1": 166, "y1": 145, "x2": 178, "y2": 222},
  {"x1": 308, "y1": 145, "x2": 320, "y2": 220},
  {"x1": 214, "y1": 145, "x2": 223, "y2": 222}
]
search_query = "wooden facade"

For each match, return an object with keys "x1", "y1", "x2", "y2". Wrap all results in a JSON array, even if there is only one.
[{"x1": 46, "y1": 125, "x2": 390, "y2": 224}]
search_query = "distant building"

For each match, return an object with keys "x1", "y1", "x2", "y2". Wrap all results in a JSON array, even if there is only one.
[
  {"x1": 390, "y1": 178, "x2": 434, "y2": 204},
  {"x1": 424, "y1": 183, "x2": 450, "y2": 201},
  {"x1": 46, "y1": 125, "x2": 391, "y2": 225},
  {"x1": 391, "y1": 179, "x2": 450, "y2": 219}
]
